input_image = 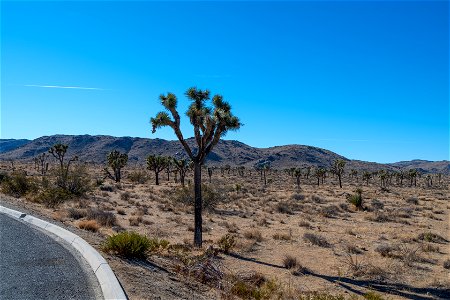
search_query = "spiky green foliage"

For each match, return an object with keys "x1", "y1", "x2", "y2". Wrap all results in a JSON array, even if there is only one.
[
  {"x1": 146, "y1": 155, "x2": 169, "y2": 185},
  {"x1": 104, "y1": 150, "x2": 128, "y2": 182},
  {"x1": 150, "y1": 87, "x2": 241, "y2": 247}
]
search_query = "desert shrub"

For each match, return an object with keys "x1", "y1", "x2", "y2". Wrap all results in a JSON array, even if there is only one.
[
  {"x1": 1, "y1": 171, "x2": 36, "y2": 198},
  {"x1": 86, "y1": 208, "x2": 117, "y2": 226},
  {"x1": 366, "y1": 212, "x2": 391, "y2": 223},
  {"x1": 273, "y1": 232, "x2": 291, "y2": 241},
  {"x1": 102, "y1": 231, "x2": 151, "y2": 258},
  {"x1": 67, "y1": 208, "x2": 87, "y2": 220},
  {"x1": 148, "y1": 238, "x2": 170, "y2": 252},
  {"x1": 172, "y1": 184, "x2": 225, "y2": 210},
  {"x1": 320, "y1": 205, "x2": 340, "y2": 218},
  {"x1": 290, "y1": 193, "x2": 305, "y2": 201},
  {"x1": 100, "y1": 185, "x2": 115, "y2": 192},
  {"x1": 78, "y1": 220, "x2": 100, "y2": 232},
  {"x1": 56, "y1": 165, "x2": 92, "y2": 196},
  {"x1": 36, "y1": 187, "x2": 73, "y2": 208},
  {"x1": 276, "y1": 202, "x2": 294, "y2": 214},
  {"x1": 299, "y1": 220, "x2": 312, "y2": 229},
  {"x1": 243, "y1": 230, "x2": 263, "y2": 242},
  {"x1": 344, "y1": 243, "x2": 362, "y2": 255},
  {"x1": 128, "y1": 170, "x2": 148, "y2": 184},
  {"x1": 311, "y1": 194, "x2": 325, "y2": 203},
  {"x1": 225, "y1": 222, "x2": 239, "y2": 233},
  {"x1": 443, "y1": 259, "x2": 450, "y2": 269},
  {"x1": 282, "y1": 255, "x2": 298, "y2": 269},
  {"x1": 229, "y1": 273, "x2": 280, "y2": 300},
  {"x1": 0, "y1": 171, "x2": 8, "y2": 183},
  {"x1": 347, "y1": 189, "x2": 363, "y2": 210},
  {"x1": 303, "y1": 233, "x2": 330, "y2": 248},
  {"x1": 292, "y1": 265, "x2": 311, "y2": 276},
  {"x1": 116, "y1": 208, "x2": 126, "y2": 215},
  {"x1": 120, "y1": 191, "x2": 130, "y2": 201},
  {"x1": 406, "y1": 197, "x2": 419, "y2": 205},
  {"x1": 217, "y1": 234, "x2": 236, "y2": 254},
  {"x1": 375, "y1": 243, "x2": 398, "y2": 257},
  {"x1": 417, "y1": 232, "x2": 447, "y2": 244},
  {"x1": 371, "y1": 199, "x2": 384, "y2": 210},
  {"x1": 129, "y1": 216, "x2": 142, "y2": 226}
]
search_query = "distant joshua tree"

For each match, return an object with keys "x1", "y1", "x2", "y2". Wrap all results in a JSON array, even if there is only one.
[
  {"x1": 293, "y1": 168, "x2": 302, "y2": 190},
  {"x1": 150, "y1": 87, "x2": 240, "y2": 247},
  {"x1": 425, "y1": 174, "x2": 433, "y2": 187},
  {"x1": 104, "y1": 150, "x2": 128, "y2": 182},
  {"x1": 331, "y1": 159, "x2": 346, "y2": 188},
  {"x1": 408, "y1": 169, "x2": 418, "y2": 187},
  {"x1": 146, "y1": 155, "x2": 169, "y2": 185},
  {"x1": 172, "y1": 158, "x2": 191, "y2": 187},
  {"x1": 314, "y1": 167, "x2": 326, "y2": 186},
  {"x1": 49, "y1": 143, "x2": 78, "y2": 188},
  {"x1": 35, "y1": 153, "x2": 49, "y2": 176},
  {"x1": 207, "y1": 167, "x2": 213, "y2": 183},
  {"x1": 362, "y1": 171, "x2": 371, "y2": 185},
  {"x1": 378, "y1": 170, "x2": 387, "y2": 187}
]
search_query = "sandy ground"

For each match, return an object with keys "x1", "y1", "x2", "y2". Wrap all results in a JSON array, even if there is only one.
[{"x1": 1, "y1": 162, "x2": 449, "y2": 299}]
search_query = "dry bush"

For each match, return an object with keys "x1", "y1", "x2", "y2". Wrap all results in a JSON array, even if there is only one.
[
  {"x1": 299, "y1": 220, "x2": 312, "y2": 229},
  {"x1": 217, "y1": 234, "x2": 236, "y2": 254},
  {"x1": 1, "y1": 171, "x2": 37, "y2": 198},
  {"x1": 290, "y1": 193, "x2": 305, "y2": 201},
  {"x1": 224, "y1": 222, "x2": 239, "y2": 233},
  {"x1": 78, "y1": 220, "x2": 100, "y2": 232},
  {"x1": 129, "y1": 216, "x2": 142, "y2": 226},
  {"x1": 243, "y1": 229, "x2": 263, "y2": 242},
  {"x1": 273, "y1": 232, "x2": 291, "y2": 241},
  {"x1": 102, "y1": 231, "x2": 151, "y2": 258},
  {"x1": 86, "y1": 208, "x2": 117, "y2": 226},
  {"x1": 375, "y1": 244, "x2": 398, "y2": 257},
  {"x1": 67, "y1": 207, "x2": 87, "y2": 220},
  {"x1": 406, "y1": 197, "x2": 419, "y2": 205},
  {"x1": 443, "y1": 259, "x2": 450, "y2": 269},
  {"x1": 116, "y1": 208, "x2": 126, "y2": 215},
  {"x1": 417, "y1": 232, "x2": 447, "y2": 244},
  {"x1": 171, "y1": 184, "x2": 226, "y2": 210},
  {"x1": 128, "y1": 170, "x2": 148, "y2": 184},
  {"x1": 120, "y1": 191, "x2": 131, "y2": 201},
  {"x1": 320, "y1": 205, "x2": 340, "y2": 218},
  {"x1": 311, "y1": 194, "x2": 325, "y2": 203},
  {"x1": 303, "y1": 233, "x2": 330, "y2": 248},
  {"x1": 370, "y1": 199, "x2": 384, "y2": 210},
  {"x1": 292, "y1": 265, "x2": 311, "y2": 276},
  {"x1": 282, "y1": 255, "x2": 298, "y2": 269}
]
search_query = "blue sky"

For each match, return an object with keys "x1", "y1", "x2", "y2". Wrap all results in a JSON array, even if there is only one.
[{"x1": 1, "y1": 1, "x2": 448, "y2": 163}]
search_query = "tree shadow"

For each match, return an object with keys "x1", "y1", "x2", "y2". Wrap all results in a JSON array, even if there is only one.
[
  {"x1": 125, "y1": 258, "x2": 171, "y2": 274},
  {"x1": 308, "y1": 271, "x2": 450, "y2": 300},
  {"x1": 225, "y1": 252, "x2": 285, "y2": 269}
]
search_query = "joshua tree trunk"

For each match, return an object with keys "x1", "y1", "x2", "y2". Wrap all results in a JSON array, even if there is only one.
[
  {"x1": 338, "y1": 174, "x2": 342, "y2": 188},
  {"x1": 193, "y1": 162, "x2": 202, "y2": 247},
  {"x1": 155, "y1": 171, "x2": 159, "y2": 185}
]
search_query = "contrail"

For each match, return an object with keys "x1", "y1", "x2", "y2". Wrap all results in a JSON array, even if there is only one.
[{"x1": 24, "y1": 84, "x2": 104, "y2": 90}]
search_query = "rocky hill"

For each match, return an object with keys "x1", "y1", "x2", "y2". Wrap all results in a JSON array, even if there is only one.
[{"x1": 0, "y1": 135, "x2": 448, "y2": 174}]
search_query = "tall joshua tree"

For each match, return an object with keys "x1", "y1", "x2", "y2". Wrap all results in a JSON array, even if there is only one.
[
  {"x1": 150, "y1": 87, "x2": 241, "y2": 247},
  {"x1": 293, "y1": 168, "x2": 302, "y2": 190},
  {"x1": 104, "y1": 150, "x2": 128, "y2": 182},
  {"x1": 331, "y1": 159, "x2": 346, "y2": 188}
]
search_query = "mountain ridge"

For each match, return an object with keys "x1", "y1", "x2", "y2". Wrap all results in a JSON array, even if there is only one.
[{"x1": 0, "y1": 135, "x2": 448, "y2": 174}]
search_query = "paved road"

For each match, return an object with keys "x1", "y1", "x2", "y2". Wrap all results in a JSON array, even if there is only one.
[{"x1": 0, "y1": 213, "x2": 101, "y2": 300}]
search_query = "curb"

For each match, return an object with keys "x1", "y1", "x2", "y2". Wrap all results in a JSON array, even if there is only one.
[{"x1": 0, "y1": 205, "x2": 127, "y2": 300}]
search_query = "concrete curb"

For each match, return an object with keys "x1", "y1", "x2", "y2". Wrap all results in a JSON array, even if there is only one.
[{"x1": 0, "y1": 205, "x2": 127, "y2": 300}]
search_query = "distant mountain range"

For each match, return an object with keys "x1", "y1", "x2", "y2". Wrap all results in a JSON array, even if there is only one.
[{"x1": 0, "y1": 135, "x2": 449, "y2": 174}]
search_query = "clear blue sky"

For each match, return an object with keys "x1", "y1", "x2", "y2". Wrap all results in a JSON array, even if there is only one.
[{"x1": 1, "y1": 1, "x2": 448, "y2": 163}]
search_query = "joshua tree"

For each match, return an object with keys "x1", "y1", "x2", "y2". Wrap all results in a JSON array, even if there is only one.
[
  {"x1": 378, "y1": 170, "x2": 388, "y2": 187},
  {"x1": 304, "y1": 166, "x2": 311, "y2": 180},
  {"x1": 314, "y1": 167, "x2": 326, "y2": 186},
  {"x1": 437, "y1": 173, "x2": 442, "y2": 185},
  {"x1": 173, "y1": 158, "x2": 191, "y2": 186},
  {"x1": 207, "y1": 167, "x2": 213, "y2": 183},
  {"x1": 49, "y1": 143, "x2": 78, "y2": 188},
  {"x1": 150, "y1": 87, "x2": 240, "y2": 247},
  {"x1": 425, "y1": 174, "x2": 433, "y2": 187},
  {"x1": 331, "y1": 159, "x2": 346, "y2": 188},
  {"x1": 35, "y1": 153, "x2": 49, "y2": 176},
  {"x1": 146, "y1": 155, "x2": 169, "y2": 185},
  {"x1": 293, "y1": 168, "x2": 302, "y2": 190},
  {"x1": 350, "y1": 169, "x2": 358, "y2": 181},
  {"x1": 396, "y1": 170, "x2": 405, "y2": 186},
  {"x1": 362, "y1": 171, "x2": 371, "y2": 185},
  {"x1": 408, "y1": 169, "x2": 418, "y2": 187},
  {"x1": 104, "y1": 150, "x2": 128, "y2": 182}
]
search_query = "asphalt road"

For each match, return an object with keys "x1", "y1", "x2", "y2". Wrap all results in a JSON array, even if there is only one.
[{"x1": 0, "y1": 213, "x2": 101, "y2": 300}]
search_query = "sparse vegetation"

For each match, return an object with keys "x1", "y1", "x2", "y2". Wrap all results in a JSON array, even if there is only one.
[{"x1": 102, "y1": 231, "x2": 151, "y2": 258}]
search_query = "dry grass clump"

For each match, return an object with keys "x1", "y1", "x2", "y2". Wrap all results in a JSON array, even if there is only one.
[
  {"x1": 67, "y1": 207, "x2": 87, "y2": 220},
  {"x1": 290, "y1": 193, "x2": 305, "y2": 201},
  {"x1": 243, "y1": 229, "x2": 263, "y2": 242},
  {"x1": 129, "y1": 216, "x2": 143, "y2": 226},
  {"x1": 217, "y1": 234, "x2": 236, "y2": 254},
  {"x1": 128, "y1": 170, "x2": 148, "y2": 184},
  {"x1": 299, "y1": 220, "x2": 312, "y2": 229},
  {"x1": 443, "y1": 259, "x2": 450, "y2": 269},
  {"x1": 102, "y1": 231, "x2": 151, "y2": 258},
  {"x1": 416, "y1": 232, "x2": 447, "y2": 244},
  {"x1": 120, "y1": 191, "x2": 131, "y2": 201},
  {"x1": 78, "y1": 220, "x2": 100, "y2": 232},
  {"x1": 116, "y1": 208, "x2": 126, "y2": 215},
  {"x1": 86, "y1": 208, "x2": 117, "y2": 226},
  {"x1": 303, "y1": 232, "x2": 330, "y2": 248},
  {"x1": 282, "y1": 255, "x2": 298, "y2": 269},
  {"x1": 375, "y1": 244, "x2": 398, "y2": 257},
  {"x1": 406, "y1": 197, "x2": 419, "y2": 205}
]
